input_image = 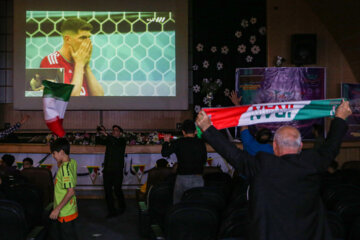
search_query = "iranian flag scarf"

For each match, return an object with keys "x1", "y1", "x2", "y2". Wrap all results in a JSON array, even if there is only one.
[
  {"x1": 203, "y1": 99, "x2": 342, "y2": 130},
  {"x1": 42, "y1": 80, "x2": 74, "y2": 137}
]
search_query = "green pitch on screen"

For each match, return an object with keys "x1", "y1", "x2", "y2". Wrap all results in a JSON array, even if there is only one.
[{"x1": 26, "y1": 11, "x2": 176, "y2": 96}]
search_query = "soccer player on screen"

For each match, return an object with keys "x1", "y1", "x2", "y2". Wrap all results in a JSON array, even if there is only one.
[{"x1": 40, "y1": 18, "x2": 104, "y2": 96}]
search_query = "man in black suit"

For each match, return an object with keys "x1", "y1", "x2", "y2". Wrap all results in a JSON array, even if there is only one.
[
  {"x1": 196, "y1": 100, "x2": 352, "y2": 240},
  {"x1": 100, "y1": 125, "x2": 126, "y2": 218}
]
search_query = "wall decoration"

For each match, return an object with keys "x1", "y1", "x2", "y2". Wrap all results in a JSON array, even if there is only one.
[{"x1": 192, "y1": 0, "x2": 267, "y2": 113}]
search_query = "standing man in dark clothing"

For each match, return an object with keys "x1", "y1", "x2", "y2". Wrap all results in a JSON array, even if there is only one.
[
  {"x1": 161, "y1": 119, "x2": 207, "y2": 204},
  {"x1": 100, "y1": 125, "x2": 126, "y2": 218},
  {"x1": 196, "y1": 101, "x2": 352, "y2": 240}
]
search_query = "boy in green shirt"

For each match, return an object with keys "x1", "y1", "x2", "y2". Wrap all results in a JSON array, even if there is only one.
[{"x1": 49, "y1": 138, "x2": 78, "y2": 240}]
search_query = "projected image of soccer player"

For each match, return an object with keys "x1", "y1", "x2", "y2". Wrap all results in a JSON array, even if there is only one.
[{"x1": 40, "y1": 18, "x2": 104, "y2": 96}]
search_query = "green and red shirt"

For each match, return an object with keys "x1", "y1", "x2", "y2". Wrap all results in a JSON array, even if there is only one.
[{"x1": 54, "y1": 158, "x2": 78, "y2": 222}]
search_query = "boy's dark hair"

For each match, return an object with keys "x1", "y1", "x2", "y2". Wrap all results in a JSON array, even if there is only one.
[
  {"x1": 112, "y1": 125, "x2": 124, "y2": 133},
  {"x1": 156, "y1": 158, "x2": 169, "y2": 168},
  {"x1": 255, "y1": 128, "x2": 272, "y2": 144},
  {"x1": 23, "y1": 157, "x2": 33, "y2": 165},
  {"x1": 181, "y1": 119, "x2": 196, "y2": 134},
  {"x1": 50, "y1": 138, "x2": 70, "y2": 155},
  {"x1": 61, "y1": 18, "x2": 93, "y2": 35},
  {"x1": 1, "y1": 154, "x2": 15, "y2": 167}
]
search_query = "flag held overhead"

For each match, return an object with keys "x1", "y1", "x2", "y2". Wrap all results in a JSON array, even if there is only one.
[
  {"x1": 42, "y1": 80, "x2": 74, "y2": 137},
  {"x1": 202, "y1": 99, "x2": 343, "y2": 130}
]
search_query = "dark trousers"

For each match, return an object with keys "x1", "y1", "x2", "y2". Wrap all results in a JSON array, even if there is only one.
[
  {"x1": 50, "y1": 219, "x2": 78, "y2": 240},
  {"x1": 103, "y1": 170, "x2": 125, "y2": 214}
]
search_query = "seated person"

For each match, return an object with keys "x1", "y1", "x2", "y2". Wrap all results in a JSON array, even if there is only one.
[
  {"x1": 140, "y1": 158, "x2": 170, "y2": 194},
  {"x1": 1, "y1": 154, "x2": 20, "y2": 177},
  {"x1": 229, "y1": 90, "x2": 273, "y2": 155},
  {"x1": 154, "y1": 158, "x2": 169, "y2": 168},
  {"x1": 161, "y1": 119, "x2": 207, "y2": 204},
  {"x1": 241, "y1": 126, "x2": 274, "y2": 156},
  {"x1": 22, "y1": 157, "x2": 34, "y2": 169}
]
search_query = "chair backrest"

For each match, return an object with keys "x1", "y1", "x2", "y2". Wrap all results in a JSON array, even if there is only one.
[
  {"x1": 339, "y1": 169, "x2": 360, "y2": 186},
  {"x1": 0, "y1": 199, "x2": 28, "y2": 240},
  {"x1": 228, "y1": 180, "x2": 249, "y2": 203},
  {"x1": 3, "y1": 183, "x2": 43, "y2": 230},
  {"x1": 165, "y1": 202, "x2": 219, "y2": 240},
  {"x1": 334, "y1": 197, "x2": 360, "y2": 224},
  {"x1": 327, "y1": 211, "x2": 345, "y2": 240},
  {"x1": 348, "y1": 216, "x2": 360, "y2": 240},
  {"x1": 181, "y1": 186, "x2": 227, "y2": 212},
  {"x1": 218, "y1": 207, "x2": 249, "y2": 239},
  {"x1": 203, "y1": 172, "x2": 233, "y2": 198},
  {"x1": 203, "y1": 166, "x2": 222, "y2": 175},
  {"x1": 21, "y1": 167, "x2": 54, "y2": 207},
  {"x1": 341, "y1": 161, "x2": 360, "y2": 171},
  {"x1": 147, "y1": 181, "x2": 174, "y2": 227},
  {"x1": 322, "y1": 184, "x2": 360, "y2": 210},
  {"x1": 224, "y1": 183, "x2": 249, "y2": 219}
]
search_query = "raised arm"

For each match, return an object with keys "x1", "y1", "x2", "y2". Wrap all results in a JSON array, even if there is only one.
[
  {"x1": 229, "y1": 90, "x2": 242, "y2": 106},
  {"x1": 314, "y1": 100, "x2": 351, "y2": 170},
  {"x1": 0, "y1": 115, "x2": 29, "y2": 140},
  {"x1": 161, "y1": 134, "x2": 176, "y2": 157},
  {"x1": 196, "y1": 111, "x2": 259, "y2": 177},
  {"x1": 229, "y1": 91, "x2": 273, "y2": 155}
]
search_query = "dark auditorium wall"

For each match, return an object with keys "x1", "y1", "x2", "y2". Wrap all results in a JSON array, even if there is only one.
[
  {"x1": 304, "y1": 0, "x2": 360, "y2": 83},
  {"x1": 191, "y1": 0, "x2": 267, "y2": 111},
  {"x1": 267, "y1": 0, "x2": 357, "y2": 99},
  {"x1": 267, "y1": 0, "x2": 359, "y2": 167}
]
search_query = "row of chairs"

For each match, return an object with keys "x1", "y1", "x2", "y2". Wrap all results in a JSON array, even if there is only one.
[
  {"x1": 138, "y1": 167, "x2": 250, "y2": 240},
  {"x1": 0, "y1": 168, "x2": 54, "y2": 240},
  {"x1": 156, "y1": 179, "x2": 249, "y2": 239},
  {"x1": 321, "y1": 168, "x2": 360, "y2": 240},
  {"x1": 141, "y1": 170, "x2": 360, "y2": 239}
]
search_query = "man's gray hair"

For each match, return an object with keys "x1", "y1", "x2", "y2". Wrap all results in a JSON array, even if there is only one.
[{"x1": 274, "y1": 126, "x2": 302, "y2": 149}]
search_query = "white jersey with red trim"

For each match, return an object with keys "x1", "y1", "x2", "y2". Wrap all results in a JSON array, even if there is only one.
[{"x1": 40, "y1": 51, "x2": 89, "y2": 96}]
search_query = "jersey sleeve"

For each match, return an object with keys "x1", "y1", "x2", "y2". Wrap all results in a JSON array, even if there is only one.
[
  {"x1": 40, "y1": 56, "x2": 51, "y2": 68},
  {"x1": 60, "y1": 163, "x2": 76, "y2": 189},
  {"x1": 40, "y1": 55, "x2": 61, "y2": 68}
]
